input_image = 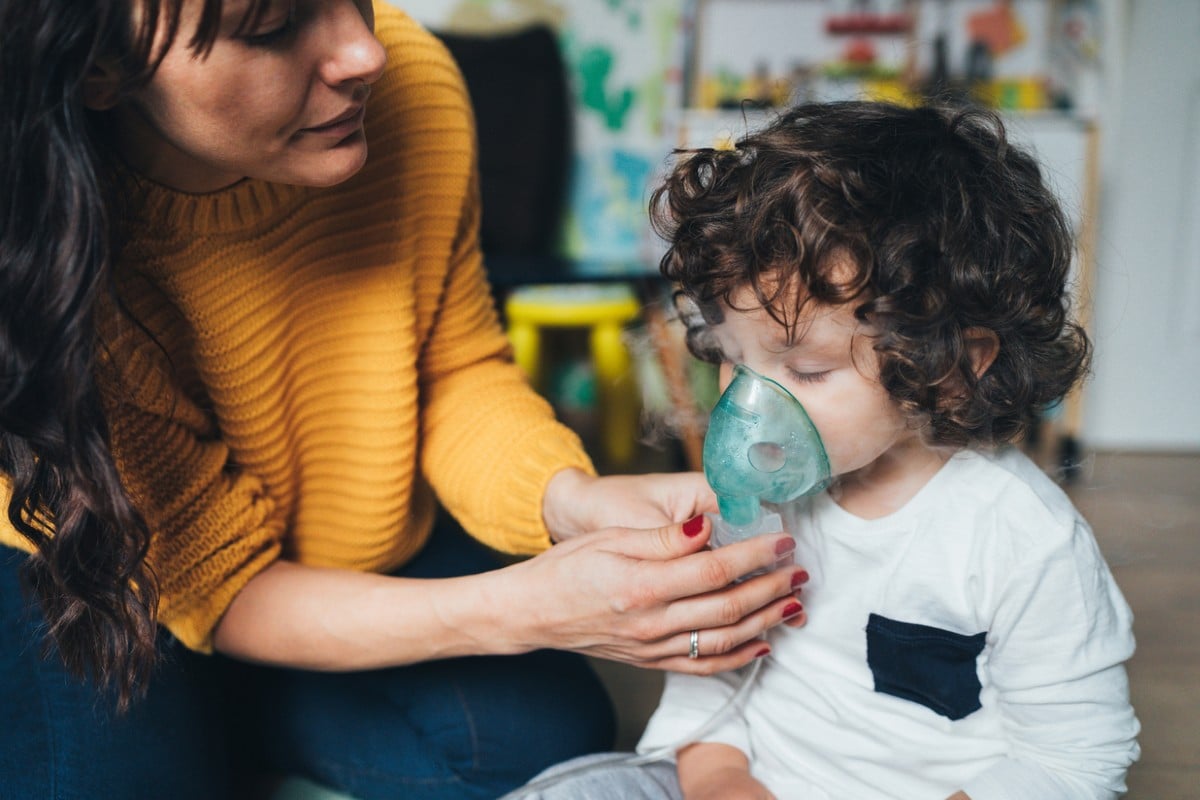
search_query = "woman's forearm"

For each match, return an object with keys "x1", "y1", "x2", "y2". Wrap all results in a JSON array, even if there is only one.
[
  {"x1": 212, "y1": 559, "x2": 523, "y2": 670},
  {"x1": 211, "y1": 516, "x2": 806, "y2": 674}
]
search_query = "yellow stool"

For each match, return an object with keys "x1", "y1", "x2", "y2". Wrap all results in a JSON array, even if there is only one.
[{"x1": 505, "y1": 283, "x2": 642, "y2": 464}]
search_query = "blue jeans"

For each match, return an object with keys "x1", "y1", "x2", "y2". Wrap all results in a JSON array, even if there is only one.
[{"x1": 0, "y1": 517, "x2": 615, "y2": 800}]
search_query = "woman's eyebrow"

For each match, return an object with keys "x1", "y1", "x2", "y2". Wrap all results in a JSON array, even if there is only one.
[{"x1": 224, "y1": 0, "x2": 279, "y2": 31}]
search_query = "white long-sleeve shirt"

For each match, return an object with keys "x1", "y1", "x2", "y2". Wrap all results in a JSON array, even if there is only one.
[{"x1": 638, "y1": 448, "x2": 1140, "y2": 799}]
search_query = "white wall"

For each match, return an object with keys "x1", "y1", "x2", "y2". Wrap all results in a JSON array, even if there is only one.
[{"x1": 1085, "y1": 0, "x2": 1200, "y2": 450}]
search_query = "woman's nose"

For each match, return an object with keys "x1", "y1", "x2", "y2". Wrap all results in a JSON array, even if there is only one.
[{"x1": 319, "y1": 1, "x2": 387, "y2": 88}]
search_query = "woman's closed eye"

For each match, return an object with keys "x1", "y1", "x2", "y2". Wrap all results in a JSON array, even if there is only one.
[{"x1": 241, "y1": 4, "x2": 298, "y2": 48}]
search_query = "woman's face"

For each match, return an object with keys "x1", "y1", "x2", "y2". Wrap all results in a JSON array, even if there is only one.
[{"x1": 114, "y1": 0, "x2": 387, "y2": 192}]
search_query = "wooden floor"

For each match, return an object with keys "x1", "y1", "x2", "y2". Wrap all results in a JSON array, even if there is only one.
[
  {"x1": 590, "y1": 449, "x2": 1200, "y2": 799},
  {"x1": 1073, "y1": 452, "x2": 1200, "y2": 798}
]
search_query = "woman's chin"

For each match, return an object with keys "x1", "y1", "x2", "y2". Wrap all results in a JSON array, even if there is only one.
[{"x1": 290, "y1": 140, "x2": 370, "y2": 188}]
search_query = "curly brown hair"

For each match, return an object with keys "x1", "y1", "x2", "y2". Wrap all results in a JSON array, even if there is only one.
[{"x1": 652, "y1": 100, "x2": 1091, "y2": 447}]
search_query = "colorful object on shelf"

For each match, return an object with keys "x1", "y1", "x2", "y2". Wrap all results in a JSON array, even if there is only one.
[
  {"x1": 861, "y1": 78, "x2": 921, "y2": 106},
  {"x1": 842, "y1": 37, "x2": 879, "y2": 67},
  {"x1": 825, "y1": 11, "x2": 913, "y2": 36},
  {"x1": 976, "y1": 76, "x2": 1048, "y2": 110},
  {"x1": 967, "y1": 0, "x2": 1027, "y2": 57}
]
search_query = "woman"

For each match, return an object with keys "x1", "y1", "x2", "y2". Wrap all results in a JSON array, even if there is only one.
[{"x1": 0, "y1": 1, "x2": 807, "y2": 798}]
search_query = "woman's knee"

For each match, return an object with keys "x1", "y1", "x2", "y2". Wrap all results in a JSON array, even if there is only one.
[
  {"x1": 467, "y1": 650, "x2": 616, "y2": 772},
  {"x1": 412, "y1": 650, "x2": 616, "y2": 800},
  {"x1": 381, "y1": 649, "x2": 615, "y2": 796},
  {"x1": 227, "y1": 649, "x2": 614, "y2": 800}
]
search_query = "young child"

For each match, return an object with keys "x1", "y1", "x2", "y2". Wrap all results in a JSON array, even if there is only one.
[{"x1": 520, "y1": 101, "x2": 1140, "y2": 799}]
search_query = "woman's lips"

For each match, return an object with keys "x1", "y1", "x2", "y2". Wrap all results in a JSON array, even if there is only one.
[{"x1": 301, "y1": 105, "x2": 365, "y2": 138}]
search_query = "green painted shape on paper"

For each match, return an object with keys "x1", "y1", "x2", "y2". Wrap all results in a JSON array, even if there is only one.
[{"x1": 578, "y1": 46, "x2": 636, "y2": 131}]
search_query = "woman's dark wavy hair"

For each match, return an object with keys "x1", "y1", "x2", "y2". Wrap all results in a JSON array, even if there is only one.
[
  {"x1": 652, "y1": 100, "x2": 1091, "y2": 447},
  {"x1": 0, "y1": 0, "x2": 271, "y2": 710}
]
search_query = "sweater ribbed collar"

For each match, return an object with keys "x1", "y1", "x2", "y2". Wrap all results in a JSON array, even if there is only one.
[{"x1": 117, "y1": 166, "x2": 310, "y2": 238}]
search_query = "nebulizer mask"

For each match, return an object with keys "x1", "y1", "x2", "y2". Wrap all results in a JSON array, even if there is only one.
[
  {"x1": 704, "y1": 364, "x2": 830, "y2": 548},
  {"x1": 501, "y1": 365, "x2": 830, "y2": 799}
]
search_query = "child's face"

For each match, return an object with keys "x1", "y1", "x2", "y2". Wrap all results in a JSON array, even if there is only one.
[{"x1": 710, "y1": 284, "x2": 919, "y2": 485}]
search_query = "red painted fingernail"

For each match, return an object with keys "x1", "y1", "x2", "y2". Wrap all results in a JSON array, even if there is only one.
[
  {"x1": 755, "y1": 647, "x2": 771, "y2": 658},
  {"x1": 791, "y1": 570, "x2": 810, "y2": 589},
  {"x1": 682, "y1": 515, "x2": 704, "y2": 537},
  {"x1": 782, "y1": 601, "x2": 804, "y2": 620},
  {"x1": 774, "y1": 537, "x2": 796, "y2": 556}
]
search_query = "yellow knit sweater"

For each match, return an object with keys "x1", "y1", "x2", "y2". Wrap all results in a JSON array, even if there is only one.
[{"x1": 0, "y1": 4, "x2": 593, "y2": 652}]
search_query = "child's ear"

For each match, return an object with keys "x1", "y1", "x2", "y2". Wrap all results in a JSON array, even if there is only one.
[
  {"x1": 83, "y1": 59, "x2": 122, "y2": 111},
  {"x1": 935, "y1": 327, "x2": 1000, "y2": 414},
  {"x1": 964, "y1": 326, "x2": 1000, "y2": 378}
]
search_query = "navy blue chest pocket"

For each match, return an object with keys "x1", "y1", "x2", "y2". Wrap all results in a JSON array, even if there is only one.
[{"x1": 865, "y1": 613, "x2": 987, "y2": 721}]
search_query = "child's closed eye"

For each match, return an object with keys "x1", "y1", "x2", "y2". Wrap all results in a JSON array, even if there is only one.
[{"x1": 787, "y1": 368, "x2": 830, "y2": 384}]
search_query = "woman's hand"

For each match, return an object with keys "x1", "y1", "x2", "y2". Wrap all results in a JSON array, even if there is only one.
[
  {"x1": 678, "y1": 743, "x2": 775, "y2": 800},
  {"x1": 489, "y1": 513, "x2": 807, "y2": 674},
  {"x1": 214, "y1": 494, "x2": 806, "y2": 675},
  {"x1": 542, "y1": 468, "x2": 717, "y2": 541}
]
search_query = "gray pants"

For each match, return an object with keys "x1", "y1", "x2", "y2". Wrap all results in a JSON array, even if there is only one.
[{"x1": 509, "y1": 752, "x2": 683, "y2": 800}]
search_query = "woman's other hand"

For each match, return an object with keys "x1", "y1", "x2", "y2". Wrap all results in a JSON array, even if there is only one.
[
  {"x1": 490, "y1": 514, "x2": 806, "y2": 674},
  {"x1": 542, "y1": 468, "x2": 717, "y2": 541}
]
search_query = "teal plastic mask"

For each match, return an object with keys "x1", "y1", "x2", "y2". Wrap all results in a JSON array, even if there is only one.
[{"x1": 703, "y1": 365, "x2": 831, "y2": 539}]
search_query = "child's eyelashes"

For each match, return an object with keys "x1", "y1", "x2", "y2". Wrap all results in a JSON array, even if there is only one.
[{"x1": 787, "y1": 368, "x2": 830, "y2": 384}]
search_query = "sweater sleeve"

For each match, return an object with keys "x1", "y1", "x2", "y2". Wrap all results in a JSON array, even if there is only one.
[
  {"x1": 97, "y1": 334, "x2": 281, "y2": 653},
  {"x1": 414, "y1": 120, "x2": 594, "y2": 555},
  {"x1": 961, "y1": 518, "x2": 1140, "y2": 799}
]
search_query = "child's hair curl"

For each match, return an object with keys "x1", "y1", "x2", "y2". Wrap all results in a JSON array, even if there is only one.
[{"x1": 652, "y1": 100, "x2": 1090, "y2": 447}]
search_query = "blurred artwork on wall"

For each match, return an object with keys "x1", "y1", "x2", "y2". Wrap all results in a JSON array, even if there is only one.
[{"x1": 398, "y1": 0, "x2": 687, "y2": 268}]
